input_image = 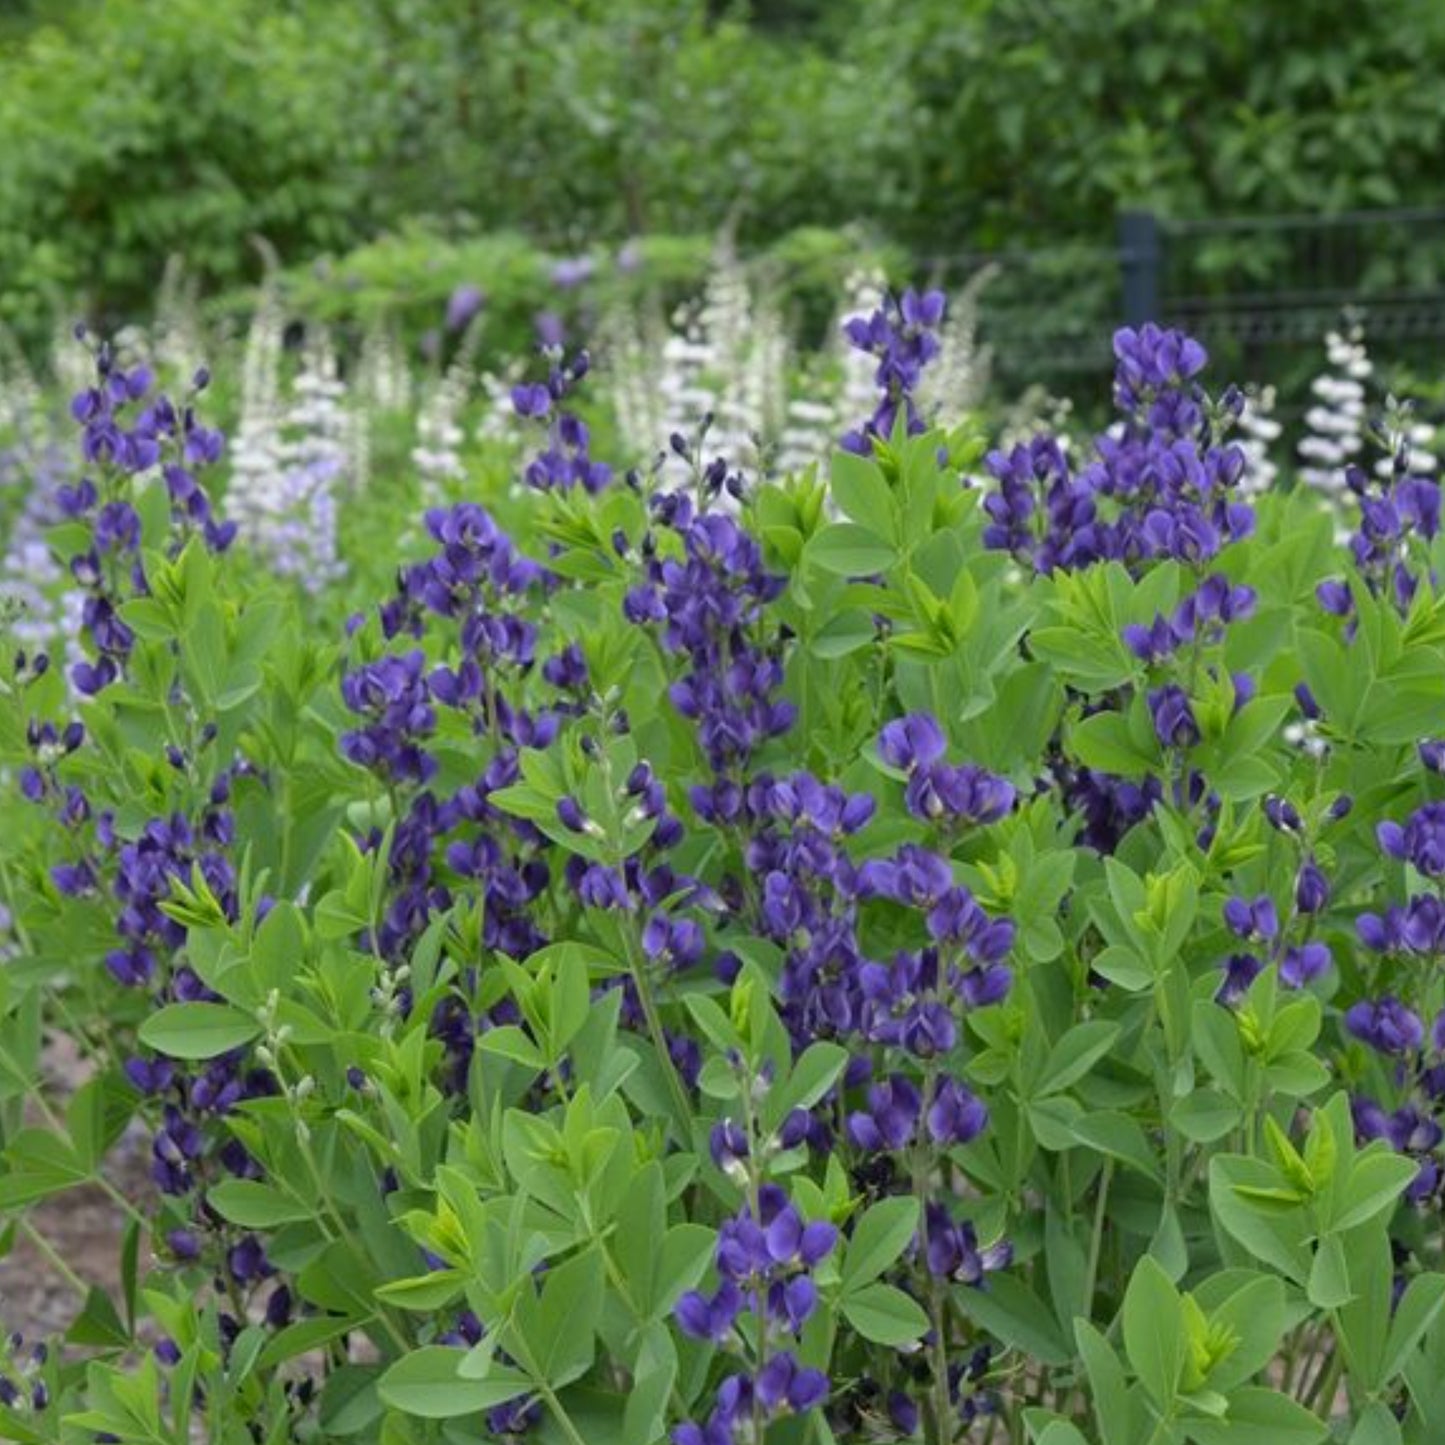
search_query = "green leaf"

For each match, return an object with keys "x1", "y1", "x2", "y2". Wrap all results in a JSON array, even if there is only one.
[
  {"x1": 1347, "y1": 1401, "x2": 1403, "y2": 1445},
  {"x1": 1090, "y1": 945, "x2": 1154, "y2": 992},
  {"x1": 138, "y1": 1003, "x2": 261, "y2": 1060},
  {"x1": 207, "y1": 1180, "x2": 313, "y2": 1229},
  {"x1": 840, "y1": 1282, "x2": 929, "y2": 1345},
  {"x1": 1069, "y1": 710, "x2": 1158, "y2": 777},
  {"x1": 319, "y1": 1366, "x2": 383, "y2": 1437},
  {"x1": 1171, "y1": 1090, "x2": 1240, "y2": 1144},
  {"x1": 1070, "y1": 1111, "x2": 1161, "y2": 1180},
  {"x1": 478, "y1": 1025, "x2": 547, "y2": 1070},
  {"x1": 1036, "y1": 1020, "x2": 1121, "y2": 1097},
  {"x1": 961, "y1": 1272, "x2": 1071, "y2": 1366},
  {"x1": 1205, "y1": 1275, "x2": 1286, "y2": 1391},
  {"x1": 623, "y1": 1350, "x2": 678, "y2": 1445},
  {"x1": 64, "y1": 1286, "x2": 130, "y2": 1348},
  {"x1": 375, "y1": 1270, "x2": 467, "y2": 1311},
  {"x1": 1307, "y1": 1233, "x2": 1352, "y2": 1309},
  {"x1": 1044, "y1": 1204, "x2": 1089, "y2": 1333},
  {"x1": 1076, "y1": 1319, "x2": 1132, "y2": 1445},
  {"x1": 535, "y1": 1248, "x2": 606, "y2": 1387},
  {"x1": 830, "y1": 451, "x2": 898, "y2": 540},
  {"x1": 807, "y1": 522, "x2": 896, "y2": 576},
  {"x1": 1186, "y1": 1387, "x2": 1327, "y2": 1445},
  {"x1": 258, "y1": 1315, "x2": 365, "y2": 1371},
  {"x1": 1034, "y1": 1423, "x2": 1092, "y2": 1445},
  {"x1": 1192, "y1": 1001, "x2": 1245, "y2": 1095},
  {"x1": 1122, "y1": 1256, "x2": 1183, "y2": 1407},
  {"x1": 378, "y1": 1347, "x2": 530, "y2": 1418},
  {"x1": 810, "y1": 608, "x2": 877, "y2": 658},
  {"x1": 1209, "y1": 1156, "x2": 1312, "y2": 1283},
  {"x1": 652, "y1": 1224, "x2": 715, "y2": 1317},
  {"x1": 1381, "y1": 1272, "x2": 1445, "y2": 1384},
  {"x1": 842, "y1": 1196, "x2": 920, "y2": 1291},
  {"x1": 767, "y1": 1041, "x2": 847, "y2": 1129},
  {"x1": 1332, "y1": 1149, "x2": 1415, "y2": 1231}
]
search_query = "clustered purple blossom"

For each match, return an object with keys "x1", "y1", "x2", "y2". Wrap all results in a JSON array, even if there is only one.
[
  {"x1": 990, "y1": 331, "x2": 1265, "y2": 855},
  {"x1": 511, "y1": 349, "x2": 613, "y2": 494},
  {"x1": 25, "y1": 724, "x2": 286, "y2": 1314},
  {"x1": 445, "y1": 283, "x2": 485, "y2": 334},
  {"x1": 878, "y1": 713, "x2": 1015, "y2": 829},
  {"x1": 846, "y1": 1073, "x2": 987, "y2": 1152},
  {"x1": 1315, "y1": 453, "x2": 1441, "y2": 621},
  {"x1": 1341, "y1": 797, "x2": 1445, "y2": 1202},
  {"x1": 1349, "y1": 1003, "x2": 1445, "y2": 1205},
  {"x1": 560, "y1": 778, "x2": 717, "y2": 1089},
  {"x1": 1122, "y1": 573, "x2": 1257, "y2": 667},
  {"x1": 613, "y1": 434, "x2": 1017, "y2": 1438},
  {"x1": 626, "y1": 500, "x2": 791, "y2": 776},
  {"x1": 59, "y1": 341, "x2": 233, "y2": 695},
  {"x1": 840, "y1": 288, "x2": 946, "y2": 454},
  {"x1": 1214, "y1": 793, "x2": 1344, "y2": 1005},
  {"x1": 984, "y1": 326, "x2": 1251, "y2": 576},
  {"x1": 1058, "y1": 764, "x2": 1162, "y2": 857},
  {"x1": 1356, "y1": 802, "x2": 1445, "y2": 962},
  {"x1": 702, "y1": 766, "x2": 1013, "y2": 1057},
  {"x1": 341, "y1": 503, "x2": 561, "y2": 966},
  {"x1": 674, "y1": 1186, "x2": 834, "y2": 1444},
  {"x1": 921, "y1": 1201, "x2": 1012, "y2": 1287}
]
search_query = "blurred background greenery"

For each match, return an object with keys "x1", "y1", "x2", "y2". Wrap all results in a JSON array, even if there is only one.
[{"x1": 3, "y1": 0, "x2": 1444, "y2": 367}]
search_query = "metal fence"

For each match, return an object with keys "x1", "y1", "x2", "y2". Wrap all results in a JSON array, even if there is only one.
[{"x1": 922, "y1": 206, "x2": 1445, "y2": 406}]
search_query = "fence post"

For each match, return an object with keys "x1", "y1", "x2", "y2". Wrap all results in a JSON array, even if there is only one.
[{"x1": 1118, "y1": 209, "x2": 1161, "y2": 326}]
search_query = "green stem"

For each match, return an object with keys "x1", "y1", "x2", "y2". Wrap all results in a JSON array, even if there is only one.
[
  {"x1": 20, "y1": 1218, "x2": 90, "y2": 1297},
  {"x1": 1305, "y1": 1343, "x2": 1344, "y2": 1420},
  {"x1": 1144, "y1": 1413, "x2": 1176, "y2": 1445},
  {"x1": 1082, "y1": 1158, "x2": 1114, "y2": 1312},
  {"x1": 913, "y1": 1097, "x2": 954, "y2": 1445},
  {"x1": 537, "y1": 1381, "x2": 590, "y2": 1445},
  {"x1": 619, "y1": 925, "x2": 691, "y2": 1137},
  {"x1": 597, "y1": 1237, "x2": 690, "y2": 1419}
]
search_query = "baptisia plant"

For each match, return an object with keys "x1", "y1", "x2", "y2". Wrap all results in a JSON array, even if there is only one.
[{"x1": 6, "y1": 305, "x2": 1445, "y2": 1445}]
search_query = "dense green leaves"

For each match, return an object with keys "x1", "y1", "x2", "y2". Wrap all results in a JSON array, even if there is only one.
[{"x1": 7, "y1": 227, "x2": 1445, "y2": 1445}]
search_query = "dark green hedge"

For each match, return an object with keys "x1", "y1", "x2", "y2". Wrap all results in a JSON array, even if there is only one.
[{"x1": 3, "y1": 0, "x2": 1444, "y2": 338}]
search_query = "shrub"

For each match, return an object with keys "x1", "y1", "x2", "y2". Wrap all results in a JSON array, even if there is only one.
[{"x1": 4, "y1": 303, "x2": 1445, "y2": 1445}]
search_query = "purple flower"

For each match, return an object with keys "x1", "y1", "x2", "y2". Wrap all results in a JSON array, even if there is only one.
[
  {"x1": 847, "y1": 1075, "x2": 922, "y2": 1152},
  {"x1": 923, "y1": 1201, "x2": 1011, "y2": 1284},
  {"x1": 1217, "y1": 953, "x2": 1264, "y2": 1006},
  {"x1": 1148, "y1": 685, "x2": 1200, "y2": 749},
  {"x1": 1295, "y1": 860, "x2": 1330, "y2": 915},
  {"x1": 1280, "y1": 942, "x2": 1331, "y2": 989},
  {"x1": 445, "y1": 284, "x2": 485, "y2": 333},
  {"x1": 907, "y1": 763, "x2": 1015, "y2": 828},
  {"x1": 927, "y1": 1076, "x2": 988, "y2": 1145},
  {"x1": 510, "y1": 383, "x2": 552, "y2": 419},
  {"x1": 1347, "y1": 997, "x2": 1424, "y2": 1055},
  {"x1": 878, "y1": 714, "x2": 947, "y2": 772},
  {"x1": 550, "y1": 256, "x2": 596, "y2": 290},
  {"x1": 1317, "y1": 578, "x2": 1354, "y2": 616},
  {"x1": 675, "y1": 1280, "x2": 743, "y2": 1344},
  {"x1": 1223, "y1": 894, "x2": 1279, "y2": 942},
  {"x1": 1379, "y1": 803, "x2": 1445, "y2": 877},
  {"x1": 840, "y1": 290, "x2": 946, "y2": 452},
  {"x1": 1112, "y1": 324, "x2": 1207, "y2": 402},
  {"x1": 755, "y1": 1353, "x2": 828, "y2": 1414}
]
